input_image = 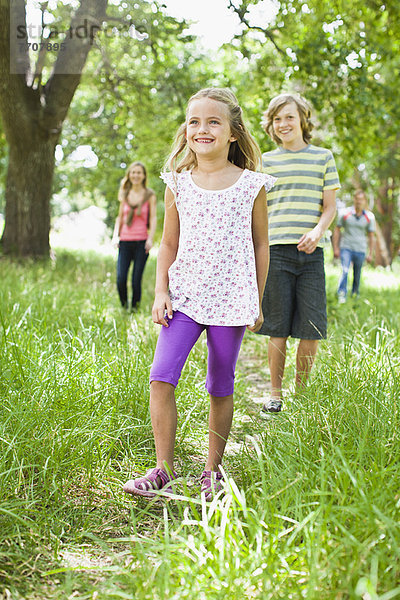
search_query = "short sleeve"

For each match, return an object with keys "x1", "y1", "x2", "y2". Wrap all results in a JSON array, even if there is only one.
[
  {"x1": 252, "y1": 171, "x2": 277, "y2": 194},
  {"x1": 263, "y1": 172, "x2": 277, "y2": 193},
  {"x1": 367, "y1": 212, "x2": 376, "y2": 233},
  {"x1": 323, "y1": 151, "x2": 341, "y2": 191},
  {"x1": 160, "y1": 172, "x2": 177, "y2": 196}
]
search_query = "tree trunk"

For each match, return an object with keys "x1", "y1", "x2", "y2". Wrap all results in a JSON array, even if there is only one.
[
  {"x1": 0, "y1": 0, "x2": 107, "y2": 258},
  {"x1": 374, "y1": 222, "x2": 391, "y2": 268},
  {"x1": 375, "y1": 178, "x2": 395, "y2": 265},
  {"x1": 2, "y1": 138, "x2": 58, "y2": 256}
]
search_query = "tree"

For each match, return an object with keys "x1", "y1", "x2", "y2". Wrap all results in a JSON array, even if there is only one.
[{"x1": 0, "y1": 0, "x2": 107, "y2": 257}]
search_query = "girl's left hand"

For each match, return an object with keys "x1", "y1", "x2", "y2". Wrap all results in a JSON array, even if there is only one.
[{"x1": 247, "y1": 312, "x2": 264, "y2": 333}]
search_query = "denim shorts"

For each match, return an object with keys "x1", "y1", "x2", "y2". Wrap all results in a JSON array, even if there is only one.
[{"x1": 257, "y1": 245, "x2": 327, "y2": 340}]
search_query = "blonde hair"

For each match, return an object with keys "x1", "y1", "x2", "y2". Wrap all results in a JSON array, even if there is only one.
[
  {"x1": 118, "y1": 161, "x2": 149, "y2": 223},
  {"x1": 165, "y1": 88, "x2": 262, "y2": 173},
  {"x1": 261, "y1": 93, "x2": 314, "y2": 145}
]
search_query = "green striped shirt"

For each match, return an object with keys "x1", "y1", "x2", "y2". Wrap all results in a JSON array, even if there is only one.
[{"x1": 262, "y1": 144, "x2": 340, "y2": 246}]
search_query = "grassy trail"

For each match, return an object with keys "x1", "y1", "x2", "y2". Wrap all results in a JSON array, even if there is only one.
[{"x1": 0, "y1": 250, "x2": 399, "y2": 599}]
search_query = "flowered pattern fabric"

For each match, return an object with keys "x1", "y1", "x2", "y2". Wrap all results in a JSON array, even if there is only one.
[{"x1": 160, "y1": 169, "x2": 276, "y2": 326}]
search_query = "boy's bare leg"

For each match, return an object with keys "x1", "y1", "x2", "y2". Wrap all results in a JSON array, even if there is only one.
[
  {"x1": 205, "y1": 394, "x2": 233, "y2": 471},
  {"x1": 296, "y1": 339, "x2": 319, "y2": 389},
  {"x1": 268, "y1": 337, "x2": 288, "y2": 399},
  {"x1": 150, "y1": 381, "x2": 177, "y2": 471}
]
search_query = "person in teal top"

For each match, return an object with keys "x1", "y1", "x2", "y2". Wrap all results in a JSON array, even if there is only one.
[
  {"x1": 257, "y1": 93, "x2": 340, "y2": 414},
  {"x1": 333, "y1": 189, "x2": 376, "y2": 302}
]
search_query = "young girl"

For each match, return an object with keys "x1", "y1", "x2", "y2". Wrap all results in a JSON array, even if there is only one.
[
  {"x1": 123, "y1": 88, "x2": 276, "y2": 500},
  {"x1": 113, "y1": 161, "x2": 157, "y2": 311}
]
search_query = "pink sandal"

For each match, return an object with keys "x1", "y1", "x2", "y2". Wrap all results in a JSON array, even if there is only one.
[
  {"x1": 200, "y1": 470, "x2": 224, "y2": 501},
  {"x1": 123, "y1": 467, "x2": 178, "y2": 498}
]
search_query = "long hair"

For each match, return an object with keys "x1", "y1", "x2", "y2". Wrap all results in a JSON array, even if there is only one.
[
  {"x1": 118, "y1": 161, "x2": 148, "y2": 224},
  {"x1": 261, "y1": 93, "x2": 314, "y2": 145},
  {"x1": 164, "y1": 88, "x2": 262, "y2": 173}
]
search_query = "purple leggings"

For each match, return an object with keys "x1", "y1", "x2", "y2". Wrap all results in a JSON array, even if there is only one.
[{"x1": 150, "y1": 311, "x2": 246, "y2": 397}]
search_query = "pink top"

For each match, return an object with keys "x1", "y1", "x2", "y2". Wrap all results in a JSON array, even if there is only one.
[
  {"x1": 160, "y1": 169, "x2": 276, "y2": 326},
  {"x1": 119, "y1": 201, "x2": 149, "y2": 241}
]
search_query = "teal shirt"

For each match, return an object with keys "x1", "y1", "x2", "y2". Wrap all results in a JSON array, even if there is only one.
[{"x1": 337, "y1": 208, "x2": 375, "y2": 253}]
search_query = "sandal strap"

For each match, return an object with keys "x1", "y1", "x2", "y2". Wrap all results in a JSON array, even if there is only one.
[
  {"x1": 200, "y1": 470, "x2": 224, "y2": 499},
  {"x1": 134, "y1": 467, "x2": 176, "y2": 492},
  {"x1": 200, "y1": 470, "x2": 223, "y2": 482}
]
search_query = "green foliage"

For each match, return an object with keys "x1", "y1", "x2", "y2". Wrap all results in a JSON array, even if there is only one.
[
  {"x1": 54, "y1": 1, "x2": 218, "y2": 225},
  {"x1": 0, "y1": 251, "x2": 399, "y2": 598},
  {"x1": 2, "y1": 1, "x2": 399, "y2": 251},
  {"x1": 231, "y1": 0, "x2": 400, "y2": 251}
]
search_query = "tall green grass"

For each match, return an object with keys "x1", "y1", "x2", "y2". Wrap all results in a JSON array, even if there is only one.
[{"x1": 0, "y1": 251, "x2": 399, "y2": 599}]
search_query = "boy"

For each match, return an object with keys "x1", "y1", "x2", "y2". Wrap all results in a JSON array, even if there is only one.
[{"x1": 258, "y1": 94, "x2": 340, "y2": 413}]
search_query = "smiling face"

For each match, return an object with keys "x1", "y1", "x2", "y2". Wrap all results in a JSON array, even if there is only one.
[
  {"x1": 272, "y1": 101, "x2": 305, "y2": 150},
  {"x1": 129, "y1": 164, "x2": 146, "y2": 187},
  {"x1": 186, "y1": 98, "x2": 236, "y2": 160}
]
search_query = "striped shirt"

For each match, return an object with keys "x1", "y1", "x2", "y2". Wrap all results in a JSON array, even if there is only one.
[{"x1": 262, "y1": 144, "x2": 340, "y2": 246}]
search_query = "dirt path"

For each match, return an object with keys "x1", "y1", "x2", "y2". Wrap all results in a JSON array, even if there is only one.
[
  {"x1": 237, "y1": 348, "x2": 270, "y2": 409},
  {"x1": 225, "y1": 337, "x2": 271, "y2": 455}
]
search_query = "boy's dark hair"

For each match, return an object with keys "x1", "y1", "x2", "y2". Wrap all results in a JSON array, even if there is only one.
[{"x1": 262, "y1": 93, "x2": 314, "y2": 144}]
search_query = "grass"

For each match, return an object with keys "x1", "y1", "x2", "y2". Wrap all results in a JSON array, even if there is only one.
[{"x1": 0, "y1": 249, "x2": 399, "y2": 599}]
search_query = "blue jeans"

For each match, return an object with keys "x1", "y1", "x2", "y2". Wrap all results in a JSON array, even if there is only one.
[
  {"x1": 338, "y1": 248, "x2": 366, "y2": 297},
  {"x1": 117, "y1": 240, "x2": 149, "y2": 308}
]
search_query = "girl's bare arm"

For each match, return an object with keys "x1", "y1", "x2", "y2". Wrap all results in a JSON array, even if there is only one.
[
  {"x1": 248, "y1": 186, "x2": 269, "y2": 332},
  {"x1": 152, "y1": 187, "x2": 180, "y2": 327}
]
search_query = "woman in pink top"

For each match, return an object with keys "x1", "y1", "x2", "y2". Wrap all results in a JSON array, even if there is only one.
[{"x1": 113, "y1": 162, "x2": 157, "y2": 311}]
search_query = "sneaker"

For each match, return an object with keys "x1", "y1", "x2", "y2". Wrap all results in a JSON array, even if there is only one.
[
  {"x1": 338, "y1": 293, "x2": 346, "y2": 304},
  {"x1": 200, "y1": 470, "x2": 224, "y2": 501},
  {"x1": 123, "y1": 467, "x2": 178, "y2": 498},
  {"x1": 261, "y1": 398, "x2": 282, "y2": 415}
]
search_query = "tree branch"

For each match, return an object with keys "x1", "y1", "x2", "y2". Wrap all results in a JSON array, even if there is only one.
[
  {"x1": 227, "y1": 0, "x2": 286, "y2": 55},
  {"x1": 9, "y1": 0, "x2": 31, "y2": 78},
  {"x1": 31, "y1": 2, "x2": 50, "y2": 87},
  {"x1": 0, "y1": 0, "x2": 38, "y2": 142},
  {"x1": 43, "y1": 0, "x2": 108, "y2": 132}
]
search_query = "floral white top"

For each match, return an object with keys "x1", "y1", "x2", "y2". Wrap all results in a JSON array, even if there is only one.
[{"x1": 160, "y1": 169, "x2": 276, "y2": 326}]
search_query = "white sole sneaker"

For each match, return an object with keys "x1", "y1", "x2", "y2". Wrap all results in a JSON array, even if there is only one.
[{"x1": 261, "y1": 399, "x2": 282, "y2": 416}]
